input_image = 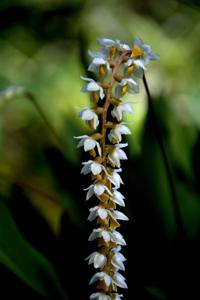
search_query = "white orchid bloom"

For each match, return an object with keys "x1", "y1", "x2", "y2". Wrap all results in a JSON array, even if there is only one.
[
  {"x1": 107, "y1": 169, "x2": 124, "y2": 189},
  {"x1": 74, "y1": 135, "x2": 102, "y2": 156},
  {"x1": 113, "y1": 272, "x2": 128, "y2": 289},
  {"x1": 90, "y1": 292, "x2": 111, "y2": 300},
  {"x1": 88, "y1": 228, "x2": 111, "y2": 243},
  {"x1": 88, "y1": 50, "x2": 110, "y2": 74},
  {"x1": 89, "y1": 272, "x2": 113, "y2": 287},
  {"x1": 81, "y1": 160, "x2": 103, "y2": 176},
  {"x1": 111, "y1": 230, "x2": 126, "y2": 246},
  {"x1": 81, "y1": 76, "x2": 105, "y2": 99},
  {"x1": 86, "y1": 251, "x2": 107, "y2": 269},
  {"x1": 132, "y1": 37, "x2": 160, "y2": 66},
  {"x1": 88, "y1": 206, "x2": 108, "y2": 221},
  {"x1": 110, "y1": 190, "x2": 125, "y2": 207},
  {"x1": 108, "y1": 123, "x2": 131, "y2": 143},
  {"x1": 115, "y1": 78, "x2": 139, "y2": 98},
  {"x1": 111, "y1": 252, "x2": 126, "y2": 271},
  {"x1": 109, "y1": 209, "x2": 129, "y2": 222},
  {"x1": 111, "y1": 101, "x2": 133, "y2": 121},
  {"x1": 84, "y1": 183, "x2": 112, "y2": 200},
  {"x1": 97, "y1": 38, "x2": 130, "y2": 52},
  {"x1": 79, "y1": 108, "x2": 99, "y2": 129},
  {"x1": 108, "y1": 143, "x2": 128, "y2": 168}
]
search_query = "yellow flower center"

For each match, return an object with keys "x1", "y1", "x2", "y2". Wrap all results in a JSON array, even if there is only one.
[{"x1": 131, "y1": 46, "x2": 144, "y2": 58}]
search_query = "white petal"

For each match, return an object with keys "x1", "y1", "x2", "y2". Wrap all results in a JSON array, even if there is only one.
[
  {"x1": 91, "y1": 162, "x2": 102, "y2": 175},
  {"x1": 117, "y1": 148, "x2": 128, "y2": 160},
  {"x1": 111, "y1": 230, "x2": 126, "y2": 246},
  {"x1": 80, "y1": 76, "x2": 93, "y2": 82},
  {"x1": 87, "y1": 81, "x2": 101, "y2": 92},
  {"x1": 88, "y1": 208, "x2": 98, "y2": 221},
  {"x1": 113, "y1": 272, "x2": 128, "y2": 289},
  {"x1": 96, "y1": 141, "x2": 102, "y2": 156},
  {"x1": 93, "y1": 253, "x2": 107, "y2": 268},
  {"x1": 101, "y1": 230, "x2": 111, "y2": 243},
  {"x1": 112, "y1": 210, "x2": 129, "y2": 221},
  {"x1": 94, "y1": 184, "x2": 105, "y2": 196},
  {"x1": 88, "y1": 230, "x2": 98, "y2": 241},
  {"x1": 85, "y1": 186, "x2": 94, "y2": 200},
  {"x1": 84, "y1": 138, "x2": 96, "y2": 151},
  {"x1": 93, "y1": 57, "x2": 106, "y2": 65},
  {"x1": 81, "y1": 162, "x2": 91, "y2": 175},
  {"x1": 111, "y1": 253, "x2": 125, "y2": 271},
  {"x1": 98, "y1": 208, "x2": 108, "y2": 219}
]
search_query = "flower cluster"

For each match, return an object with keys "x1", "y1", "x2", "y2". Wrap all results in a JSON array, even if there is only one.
[{"x1": 75, "y1": 37, "x2": 159, "y2": 300}]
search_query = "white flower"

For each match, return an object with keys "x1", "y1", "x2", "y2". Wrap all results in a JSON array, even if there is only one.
[
  {"x1": 109, "y1": 209, "x2": 129, "y2": 222},
  {"x1": 111, "y1": 252, "x2": 126, "y2": 271},
  {"x1": 81, "y1": 160, "x2": 103, "y2": 176},
  {"x1": 97, "y1": 38, "x2": 130, "y2": 52},
  {"x1": 74, "y1": 135, "x2": 102, "y2": 156},
  {"x1": 107, "y1": 169, "x2": 123, "y2": 189},
  {"x1": 131, "y1": 37, "x2": 160, "y2": 66},
  {"x1": 88, "y1": 50, "x2": 110, "y2": 73},
  {"x1": 89, "y1": 272, "x2": 112, "y2": 287},
  {"x1": 110, "y1": 190, "x2": 125, "y2": 207},
  {"x1": 81, "y1": 76, "x2": 105, "y2": 99},
  {"x1": 113, "y1": 272, "x2": 128, "y2": 289},
  {"x1": 108, "y1": 143, "x2": 128, "y2": 168},
  {"x1": 115, "y1": 78, "x2": 139, "y2": 98},
  {"x1": 88, "y1": 228, "x2": 111, "y2": 243},
  {"x1": 88, "y1": 206, "x2": 108, "y2": 221},
  {"x1": 90, "y1": 292, "x2": 111, "y2": 300},
  {"x1": 84, "y1": 183, "x2": 112, "y2": 200},
  {"x1": 112, "y1": 293, "x2": 123, "y2": 300},
  {"x1": 79, "y1": 108, "x2": 99, "y2": 129},
  {"x1": 108, "y1": 124, "x2": 131, "y2": 143},
  {"x1": 111, "y1": 230, "x2": 126, "y2": 246},
  {"x1": 86, "y1": 251, "x2": 107, "y2": 269},
  {"x1": 111, "y1": 101, "x2": 133, "y2": 121}
]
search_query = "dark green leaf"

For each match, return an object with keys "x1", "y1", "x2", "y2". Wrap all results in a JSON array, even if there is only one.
[{"x1": 0, "y1": 202, "x2": 67, "y2": 300}]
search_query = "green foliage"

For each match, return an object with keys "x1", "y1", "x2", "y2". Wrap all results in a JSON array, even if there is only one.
[{"x1": 0, "y1": 202, "x2": 67, "y2": 300}]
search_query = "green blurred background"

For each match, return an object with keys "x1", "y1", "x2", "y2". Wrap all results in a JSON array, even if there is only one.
[{"x1": 0, "y1": 0, "x2": 200, "y2": 299}]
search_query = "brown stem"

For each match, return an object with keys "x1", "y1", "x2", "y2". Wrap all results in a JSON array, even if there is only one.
[{"x1": 101, "y1": 51, "x2": 130, "y2": 166}]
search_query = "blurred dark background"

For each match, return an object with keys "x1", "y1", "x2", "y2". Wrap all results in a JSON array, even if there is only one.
[{"x1": 0, "y1": 0, "x2": 200, "y2": 299}]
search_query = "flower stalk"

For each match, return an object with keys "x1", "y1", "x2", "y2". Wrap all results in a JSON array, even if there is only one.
[{"x1": 75, "y1": 37, "x2": 159, "y2": 300}]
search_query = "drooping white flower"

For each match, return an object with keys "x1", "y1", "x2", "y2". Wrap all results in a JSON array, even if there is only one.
[
  {"x1": 111, "y1": 101, "x2": 133, "y2": 121},
  {"x1": 115, "y1": 78, "x2": 139, "y2": 98},
  {"x1": 90, "y1": 292, "x2": 111, "y2": 300},
  {"x1": 88, "y1": 228, "x2": 111, "y2": 243},
  {"x1": 86, "y1": 251, "x2": 107, "y2": 269},
  {"x1": 110, "y1": 190, "x2": 125, "y2": 207},
  {"x1": 108, "y1": 143, "x2": 128, "y2": 168},
  {"x1": 88, "y1": 206, "x2": 108, "y2": 221},
  {"x1": 89, "y1": 272, "x2": 113, "y2": 287},
  {"x1": 81, "y1": 76, "x2": 105, "y2": 99},
  {"x1": 74, "y1": 135, "x2": 102, "y2": 156},
  {"x1": 97, "y1": 38, "x2": 130, "y2": 52},
  {"x1": 108, "y1": 123, "x2": 131, "y2": 143},
  {"x1": 132, "y1": 37, "x2": 160, "y2": 66},
  {"x1": 111, "y1": 230, "x2": 126, "y2": 246},
  {"x1": 112, "y1": 293, "x2": 123, "y2": 300},
  {"x1": 111, "y1": 252, "x2": 126, "y2": 271},
  {"x1": 84, "y1": 183, "x2": 112, "y2": 200},
  {"x1": 107, "y1": 169, "x2": 123, "y2": 189},
  {"x1": 88, "y1": 50, "x2": 110, "y2": 73},
  {"x1": 109, "y1": 209, "x2": 129, "y2": 222},
  {"x1": 81, "y1": 160, "x2": 103, "y2": 176},
  {"x1": 113, "y1": 272, "x2": 128, "y2": 289},
  {"x1": 79, "y1": 108, "x2": 99, "y2": 129}
]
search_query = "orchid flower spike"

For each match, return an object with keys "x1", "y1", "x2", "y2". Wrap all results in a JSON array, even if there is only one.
[{"x1": 75, "y1": 36, "x2": 159, "y2": 299}]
